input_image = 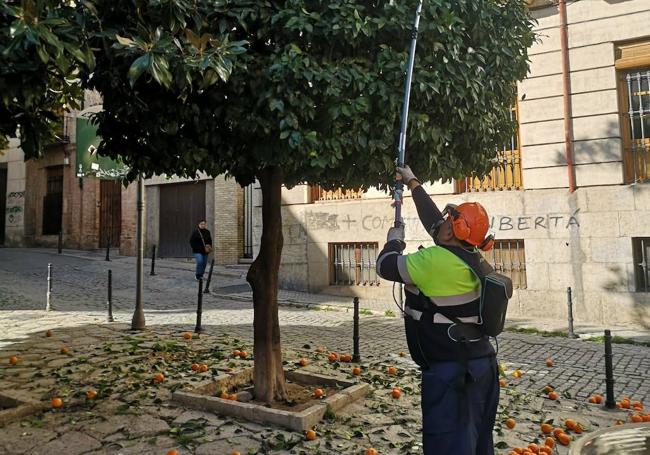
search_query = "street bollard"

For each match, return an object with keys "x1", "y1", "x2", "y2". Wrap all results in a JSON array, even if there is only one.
[
  {"x1": 107, "y1": 270, "x2": 114, "y2": 322},
  {"x1": 46, "y1": 263, "x2": 53, "y2": 311},
  {"x1": 604, "y1": 329, "x2": 616, "y2": 409},
  {"x1": 150, "y1": 245, "x2": 157, "y2": 276},
  {"x1": 57, "y1": 231, "x2": 62, "y2": 254},
  {"x1": 352, "y1": 297, "x2": 361, "y2": 362},
  {"x1": 195, "y1": 278, "x2": 203, "y2": 334},
  {"x1": 567, "y1": 287, "x2": 577, "y2": 339},
  {"x1": 105, "y1": 237, "x2": 111, "y2": 261},
  {"x1": 203, "y1": 259, "x2": 215, "y2": 294}
]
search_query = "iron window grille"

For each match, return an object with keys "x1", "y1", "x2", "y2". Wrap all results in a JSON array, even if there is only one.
[
  {"x1": 622, "y1": 69, "x2": 650, "y2": 183},
  {"x1": 482, "y1": 239, "x2": 527, "y2": 289},
  {"x1": 632, "y1": 237, "x2": 650, "y2": 292},
  {"x1": 329, "y1": 242, "x2": 380, "y2": 286}
]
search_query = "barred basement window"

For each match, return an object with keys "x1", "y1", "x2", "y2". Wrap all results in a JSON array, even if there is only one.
[
  {"x1": 329, "y1": 242, "x2": 380, "y2": 286},
  {"x1": 632, "y1": 237, "x2": 650, "y2": 292},
  {"x1": 311, "y1": 186, "x2": 363, "y2": 202},
  {"x1": 457, "y1": 98, "x2": 522, "y2": 193},
  {"x1": 482, "y1": 239, "x2": 527, "y2": 289}
]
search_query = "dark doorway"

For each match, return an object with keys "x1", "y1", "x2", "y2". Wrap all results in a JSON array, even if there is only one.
[
  {"x1": 42, "y1": 166, "x2": 63, "y2": 235},
  {"x1": 0, "y1": 167, "x2": 6, "y2": 245},
  {"x1": 159, "y1": 181, "x2": 206, "y2": 257},
  {"x1": 99, "y1": 180, "x2": 122, "y2": 248}
]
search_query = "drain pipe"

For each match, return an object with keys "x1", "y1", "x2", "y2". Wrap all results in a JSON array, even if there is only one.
[{"x1": 559, "y1": 0, "x2": 576, "y2": 192}]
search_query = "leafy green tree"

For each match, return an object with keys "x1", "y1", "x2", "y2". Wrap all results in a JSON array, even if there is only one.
[{"x1": 0, "y1": 0, "x2": 94, "y2": 155}]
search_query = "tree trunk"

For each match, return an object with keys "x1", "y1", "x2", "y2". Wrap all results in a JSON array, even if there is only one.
[{"x1": 246, "y1": 165, "x2": 287, "y2": 403}]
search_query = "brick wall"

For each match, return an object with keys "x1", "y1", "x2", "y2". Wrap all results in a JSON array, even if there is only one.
[
  {"x1": 214, "y1": 176, "x2": 244, "y2": 265},
  {"x1": 119, "y1": 180, "x2": 138, "y2": 256}
]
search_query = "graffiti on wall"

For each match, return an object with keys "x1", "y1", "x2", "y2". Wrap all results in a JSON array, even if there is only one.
[
  {"x1": 5, "y1": 191, "x2": 25, "y2": 226},
  {"x1": 303, "y1": 209, "x2": 581, "y2": 233}
]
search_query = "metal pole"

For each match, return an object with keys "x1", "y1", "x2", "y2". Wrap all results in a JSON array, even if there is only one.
[
  {"x1": 107, "y1": 270, "x2": 114, "y2": 322},
  {"x1": 567, "y1": 286, "x2": 577, "y2": 338},
  {"x1": 57, "y1": 230, "x2": 62, "y2": 254},
  {"x1": 131, "y1": 175, "x2": 146, "y2": 330},
  {"x1": 46, "y1": 263, "x2": 53, "y2": 311},
  {"x1": 393, "y1": 0, "x2": 423, "y2": 226},
  {"x1": 353, "y1": 297, "x2": 360, "y2": 362},
  {"x1": 150, "y1": 245, "x2": 156, "y2": 276},
  {"x1": 604, "y1": 329, "x2": 616, "y2": 409},
  {"x1": 195, "y1": 278, "x2": 203, "y2": 333},
  {"x1": 203, "y1": 259, "x2": 215, "y2": 294}
]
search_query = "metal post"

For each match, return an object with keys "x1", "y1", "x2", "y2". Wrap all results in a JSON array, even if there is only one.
[
  {"x1": 46, "y1": 263, "x2": 53, "y2": 311},
  {"x1": 604, "y1": 329, "x2": 616, "y2": 409},
  {"x1": 107, "y1": 270, "x2": 114, "y2": 322},
  {"x1": 203, "y1": 259, "x2": 215, "y2": 294},
  {"x1": 195, "y1": 278, "x2": 203, "y2": 333},
  {"x1": 150, "y1": 245, "x2": 156, "y2": 276},
  {"x1": 105, "y1": 236, "x2": 111, "y2": 261},
  {"x1": 131, "y1": 175, "x2": 146, "y2": 330},
  {"x1": 57, "y1": 231, "x2": 62, "y2": 254},
  {"x1": 352, "y1": 297, "x2": 360, "y2": 362},
  {"x1": 567, "y1": 287, "x2": 577, "y2": 338}
]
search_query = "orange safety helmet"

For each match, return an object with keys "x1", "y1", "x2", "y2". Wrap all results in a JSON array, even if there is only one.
[{"x1": 445, "y1": 202, "x2": 494, "y2": 251}]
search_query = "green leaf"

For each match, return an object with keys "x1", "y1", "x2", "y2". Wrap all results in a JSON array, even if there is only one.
[{"x1": 127, "y1": 54, "x2": 151, "y2": 87}]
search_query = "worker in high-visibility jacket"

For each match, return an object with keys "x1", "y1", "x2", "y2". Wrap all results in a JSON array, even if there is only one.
[{"x1": 376, "y1": 165, "x2": 499, "y2": 455}]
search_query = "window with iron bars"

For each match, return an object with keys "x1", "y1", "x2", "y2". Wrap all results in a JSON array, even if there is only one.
[
  {"x1": 311, "y1": 186, "x2": 363, "y2": 202},
  {"x1": 456, "y1": 101, "x2": 522, "y2": 193},
  {"x1": 620, "y1": 68, "x2": 650, "y2": 183},
  {"x1": 329, "y1": 242, "x2": 380, "y2": 286},
  {"x1": 632, "y1": 237, "x2": 650, "y2": 292},
  {"x1": 481, "y1": 239, "x2": 527, "y2": 289}
]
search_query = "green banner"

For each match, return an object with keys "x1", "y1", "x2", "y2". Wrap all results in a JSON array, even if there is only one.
[{"x1": 75, "y1": 117, "x2": 128, "y2": 179}]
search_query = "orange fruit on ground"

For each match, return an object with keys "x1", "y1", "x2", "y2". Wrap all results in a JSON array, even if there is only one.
[
  {"x1": 574, "y1": 423, "x2": 584, "y2": 434},
  {"x1": 60, "y1": 346, "x2": 69, "y2": 355},
  {"x1": 365, "y1": 449, "x2": 378, "y2": 455},
  {"x1": 499, "y1": 378, "x2": 507, "y2": 387},
  {"x1": 391, "y1": 387, "x2": 401, "y2": 399},
  {"x1": 9, "y1": 356, "x2": 18, "y2": 365},
  {"x1": 228, "y1": 394, "x2": 237, "y2": 401},
  {"x1": 230, "y1": 452, "x2": 241, "y2": 455},
  {"x1": 86, "y1": 390, "x2": 98, "y2": 400},
  {"x1": 527, "y1": 443, "x2": 539, "y2": 453},
  {"x1": 557, "y1": 433, "x2": 571, "y2": 446},
  {"x1": 220, "y1": 391, "x2": 229, "y2": 399},
  {"x1": 298, "y1": 358, "x2": 308, "y2": 367},
  {"x1": 538, "y1": 446, "x2": 552, "y2": 455},
  {"x1": 51, "y1": 397, "x2": 63, "y2": 408},
  {"x1": 588, "y1": 396, "x2": 598, "y2": 404},
  {"x1": 199, "y1": 364, "x2": 209, "y2": 373},
  {"x1": 595, "y1": 394, "x2": 604, "y2": 404},
  {"x1": 565, "y1": 419, "x2": 577, "y2": 430},
  {"x1": 512, "y1": 448, "x2": 524, "y2": 454},
  {"x1": 232, "y1": 350, "x2": 241, "y2": 357},
  {"x1": 632, "y1": 401, "x2": 643, "y2": 409},
  {"x1": 631, "y1": 414, "x2": 643, "y2": 423},
  {"x1": 544, "y1": 437, "x2": 555, "y2": 448},
  {"x1": 153, "y1": 373, "x2": 165, "y2": 383},
  {"x1": 543, "y1": 385, "x2": 554, "y2": 394},
  {"x1": 182, "y1": 332, "x2": 192, "y2": 340},
  {"x1": 167, "y1": 450, "x2": 179, "y2": 455},
  {"x1": 305, "y1": 429, "x2": 317, "y2": 441},
  {"x1": 239, "y1": 351, "x2": 248, "y2": 359},
  {"x1": 352, "y1": 367, "x2": 361, "y2": 376},
  {"x1": 548, "y1": 391, "x2": 559, "y2": 400},
  {"x1": 553, "y1": 428, "x2": 566, "y2": 438},
  {"x1": 45, "y1": 330, "x2": 53, "y2": 337},
  {"x1": 191, "y1": 363, "x2": 200, "y2": 371},
  {"x1": 545, "y1": 358, "x2": 554, "y2": 367},
  {"x1": 387, "y1": 366, "x2": 397, "y2": 375},
  {"x1": 621, "y1": 399, "x2": 631, "y2": 409},
  {"x1": 512, "y1": 369, "x2": 522, "y2": 378},
  {"x1": 541, "y1": 423, "x2": 553, "y2": 434},
  {"x1": 341, "y1": 354, "x2": 352, "y2": 362},
  {"x1": 315, "y1": 346, "x2": 325, "y2": 353},
  {"x1": 314, "y1": 388, "x2": 324, "y2": 398},
  {"x1": 505, "y1": 418, "x2": 516, "y2": 429},
  {"x1": 328, "y1": 352, "x2": 339, "y2": 362},
  {"x1": 643, "y1": 414, "x2": 650, "y2": 422}
]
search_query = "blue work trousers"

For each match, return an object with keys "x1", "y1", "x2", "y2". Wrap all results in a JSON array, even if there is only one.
[
  {"x1": 421, "y1": 356, "x2": 499, "y2": 455},
  {"x1": 193, "y1": 253, "x2": 208, "y2": 279}
]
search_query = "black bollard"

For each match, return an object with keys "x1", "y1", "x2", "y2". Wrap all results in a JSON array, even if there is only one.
[
  {"x1": 57, "y1": 230, "x2": 62, "y2": 254},
  {"x1": 195, "y1": 278, "x2": 203, "y2": 333},
  {"x1": 105, "y1": 236, "x2": 111, "y2": 261},
  {"x1": 107, "y1": 270, "x2": 114, "y2": 322},
  {"x1": 46, "y1": 263, "x2": 53, "y2": 311},
  {"x1": 352, "y1": 297, "x2": 360, "y2": 362},
  {"x1": 567, "y1": 287, "x2": 577, "y2": 339},
  {"x1": 203, "y1": 259, "x2": 215, "y2": 294},
  {"x1": 150, "y1": 245, "x2": 157, "y2": 276},
  {"x1": 604, "y1": 329, "x2": 616, "y2": 409}
]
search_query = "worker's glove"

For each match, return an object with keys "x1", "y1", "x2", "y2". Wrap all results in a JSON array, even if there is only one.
[
  {"x1": 396, "y1": 165, "x2": 420, "y2": 185},
  {"x1": 387, "y1": 223, "x2": 406, "y2": 251}
]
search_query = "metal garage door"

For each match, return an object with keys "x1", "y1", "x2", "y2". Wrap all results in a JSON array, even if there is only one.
[{"x1": 159, "y1": 181, "x2": 206, "y2": 257}]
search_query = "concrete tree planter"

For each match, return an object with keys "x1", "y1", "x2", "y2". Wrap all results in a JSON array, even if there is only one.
[
  {"x1": 172, "y1": 369, "x2": 369, "y2": 432},
  {"x1": 0, "y1": 392, "x2": 47, "y2": 427}
]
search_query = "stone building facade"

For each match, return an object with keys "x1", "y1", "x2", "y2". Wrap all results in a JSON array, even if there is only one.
[
  {"x1": 264, "y1": 0, "x2": 650, "y2": 327},
  {"x1": 0, "y1": 137, "x2": 26, "y2": 247}
]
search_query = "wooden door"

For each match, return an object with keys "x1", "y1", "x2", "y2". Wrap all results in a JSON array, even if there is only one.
[
  {"x1": 99, "y1": 180, "x2": 122, "y2": 248},
  {"x1": 159, "y1": 181, "x2": 206, "y2": 257},
  {"x1": 0, "y1": 168, "x2": 6, "y2": 244}
]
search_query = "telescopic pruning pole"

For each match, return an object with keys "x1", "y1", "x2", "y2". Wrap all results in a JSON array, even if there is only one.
[{"x1": 394, "y1": 0, "x2": 423, "y2": 228}]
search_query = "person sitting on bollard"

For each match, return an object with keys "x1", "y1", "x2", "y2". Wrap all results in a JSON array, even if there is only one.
[
  {"x1": 189, "y1": 219, "x2": 213, "y2": 281},
  {"x1": 376, "y1": 165, "x2": 506, "y2": 455}
]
